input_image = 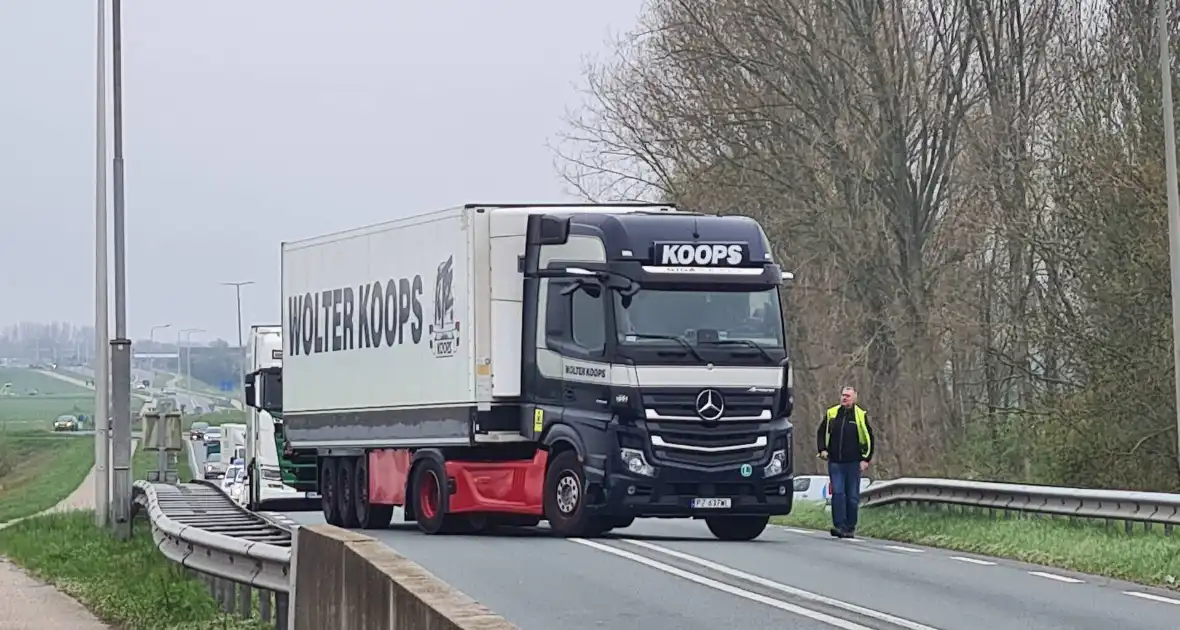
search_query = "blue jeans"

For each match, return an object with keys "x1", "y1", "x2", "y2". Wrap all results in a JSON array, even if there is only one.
[{"x1": 828, "y1": 461, "x2": 862, "y2": 532}]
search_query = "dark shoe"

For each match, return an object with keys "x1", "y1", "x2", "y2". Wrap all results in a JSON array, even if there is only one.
[
  {"x1": 829, "y1": 527, "x2": 842, "y2": 538},
  {"x1": 842, "y1": 529, "x2": 856, "y2": 539}
]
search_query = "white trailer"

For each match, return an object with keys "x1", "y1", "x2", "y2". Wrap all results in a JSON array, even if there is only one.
[
  {"x1": 281, "y1": 206, "x2": 491, "y2": 446},
  {"x1": 219, "y1": 423, "x2": 247, "y2": 465}
]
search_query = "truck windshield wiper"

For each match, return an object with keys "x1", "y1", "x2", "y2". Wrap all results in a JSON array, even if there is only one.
[
  {"x1": 699, "y1": 338, "x2": 775, "y2": 362},
  {"x1": 622, "y1": 333, "x2": 707, "y2": 362}
]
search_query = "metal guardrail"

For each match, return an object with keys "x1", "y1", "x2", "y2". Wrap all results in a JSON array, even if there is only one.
[
  {"x1": 861, "y1": 477, "x2": 1179, "y2": 535},
  {"x1": 132, "y1": 479, "x2": 293, "y2": 628}
]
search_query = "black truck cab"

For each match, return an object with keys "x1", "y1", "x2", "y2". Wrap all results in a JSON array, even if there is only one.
[{"x1": 521, "y1": 210, "x2": 794, "y2": 540}]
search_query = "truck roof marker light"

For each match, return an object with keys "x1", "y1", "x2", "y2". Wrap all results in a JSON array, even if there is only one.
[{"x1": 782, "y1": 272, "x2": 795, "y2": 281}]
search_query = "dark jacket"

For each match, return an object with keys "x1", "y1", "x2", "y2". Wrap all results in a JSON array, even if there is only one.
[{"x1": 816, "y1": 405, "x2": 875, "y2": 464}]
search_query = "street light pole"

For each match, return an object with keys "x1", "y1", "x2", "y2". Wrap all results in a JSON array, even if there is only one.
[
  {"x1": 93, "y1": 0, "x2": 110, "y2": 530},
  {"x1": 180, "y1": 328, "x2": 204, "y2": 393},
  {"x1": 220, "y1": 281, "x2": 254, "y2": 396},
  {"x1": 149, "y1": 324, "x2": 170, "y2": 377},
  {"x1": 108, "y1": 0, "x2": 133, "y2": 541},
  {"x1": 1160, "y1": 0, "x2": 1180, "y2": 475}
]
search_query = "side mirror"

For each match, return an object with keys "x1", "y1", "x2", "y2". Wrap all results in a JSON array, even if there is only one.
[
  {"x1": 243, "y1": 375, "x2": 256, "y2": 407},
  {"x1": 527, "y1": 214, "x2": 570, "y2": 246}
]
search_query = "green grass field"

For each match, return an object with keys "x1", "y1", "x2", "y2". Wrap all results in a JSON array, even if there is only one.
[
  {"x1": 0, "y1": 433, "x2": 95, "y2": 522},
  {"x1": 0, "y1": 368, "x2": 95, "y2": 429},
  {"x1": 0, "y1": 511, "x2": 268, "y2": 629},
  {"x1": 132, "y1": 440, "x2": 192, "y2": 483},
  {"x1": 773, "y1": 502, "x2": 1179, "y2": 590}
]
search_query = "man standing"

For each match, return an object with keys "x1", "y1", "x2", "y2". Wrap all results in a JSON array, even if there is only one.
[{"x1": 816, "y1": 386, "x2": 874, "y2": 538}]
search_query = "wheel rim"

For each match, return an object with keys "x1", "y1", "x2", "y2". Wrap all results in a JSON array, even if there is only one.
[
  {"x1": 555, "y1": 472, "x2": 580, "y2": 515},
  {"x1": 419, "y1": 470, "x2": 440, "y2": 519}
]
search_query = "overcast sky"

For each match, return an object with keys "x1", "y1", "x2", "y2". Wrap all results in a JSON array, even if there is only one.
[{"x1": 0, "y1": 1, "x2": 638, "y2": 344}]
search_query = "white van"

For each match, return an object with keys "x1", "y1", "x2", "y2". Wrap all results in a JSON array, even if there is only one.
[{"x1": 793, "y1": 474, "x2": 874, "y2": 504}]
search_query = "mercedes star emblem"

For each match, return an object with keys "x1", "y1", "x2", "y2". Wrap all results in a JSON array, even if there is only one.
[{"x1": 695, "y1": 389, "x2": 725, "y2": 421}]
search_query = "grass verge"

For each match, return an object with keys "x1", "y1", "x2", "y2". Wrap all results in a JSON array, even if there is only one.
[
  {"x1": 773, "y1": 502, "x2": 1180, "y2": 590},
  {"x1": 0, "y1": 433, "x2": 94, "y2": 522},
  {"x1": 0, "y1": 511, "x2": 266, "y2": 629}
]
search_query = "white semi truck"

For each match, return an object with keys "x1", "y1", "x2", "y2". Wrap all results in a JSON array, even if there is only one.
[
  {"x1": 276, "y1": 203, "x2": 795, "y2": 540},
  {"x1": 242, "y1": 325, "x2": 308, "y2": 510}
]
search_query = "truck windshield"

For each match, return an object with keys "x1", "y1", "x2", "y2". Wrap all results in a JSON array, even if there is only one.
[{"x1": 614, "y1": 287, "x2": 785, "y2": 348}]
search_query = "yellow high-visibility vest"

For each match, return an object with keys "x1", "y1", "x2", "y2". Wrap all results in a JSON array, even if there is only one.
[{"x1": 825, "y1": 404, "x2": 871, "y2": 459}]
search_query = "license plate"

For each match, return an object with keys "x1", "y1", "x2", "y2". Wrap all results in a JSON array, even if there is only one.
[{"x1": 691, "y1": 497, "x2": 731, "y2": 509}]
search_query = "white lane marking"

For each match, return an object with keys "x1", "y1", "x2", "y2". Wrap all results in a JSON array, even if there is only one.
[
  {"x1": 1123, "y1": 591, "x2": 1180, "y2": 605},
  {"x1": 884, "y1": 545, "x2": 924, "y2": 554},
  {"x1": 573, "y1": 539, "x2": 880, "y2": 629},
  {"x1": 950, "y1": 556, "x2": 996, "y2": 566},
  {"x1": 780, "y1": 527, "x2": 814, "y2": 535},
  {"x1": 620, "y1": 539, "x2": 944, "y2": 630},
  {"x1": 1028, "y1": 571, "x2": 1084, "y2": 584}
]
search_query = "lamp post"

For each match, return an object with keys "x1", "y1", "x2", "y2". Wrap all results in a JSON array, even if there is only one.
[
  {"x1": 220, "y1": 281, "x2": 253, "y2": 398},
  {"x1": 93, "y1": 0, "x2": 110, "y2": 530},
  {"x1": 1159, "y1": 0, "x2": 1180, "y2": 475},
  {"x1": 149, "y1": 324, "x2": 170, "y2": 377},
  {"x1": 180, "y1": 328, "x2": 204, "y2": 392},
  {"x1": 108, "y1": 0, "x2": 132, "y2": 540}
]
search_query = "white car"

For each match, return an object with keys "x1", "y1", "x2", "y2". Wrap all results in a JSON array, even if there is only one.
[
  {"x1": 229, "y1": 469, "x2": 248, "y2": 506},
  {"x1": 221, "y1": 465, "x2": 242, "y2": 493},
  {"x1": 793, "y1": 474, "x2": 874, "y2": 504}
]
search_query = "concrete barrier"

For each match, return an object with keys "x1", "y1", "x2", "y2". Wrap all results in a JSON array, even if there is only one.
[{"x1": 290, "y1": 524, "x2": 518, "y2": 630}]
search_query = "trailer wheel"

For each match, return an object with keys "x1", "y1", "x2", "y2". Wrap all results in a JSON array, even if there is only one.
[
  {"x1": 354, "y1": 456, "x2": 393, "y2": 529},
  {"x1": 411, "y1": 459, "x2": 448, "y2": 534},
  {"x1": 337, "y1": 458, "x2": 360, "y2": 528},
  {"x1": 705, "y1": 515, "x2": 769, "y2": 541},
  {"x1": 543, "y1": 450, "x2": 597, "y2": 537},
  {"x1": 320, "y1": 458, "x2": 343, "y2": 526}
]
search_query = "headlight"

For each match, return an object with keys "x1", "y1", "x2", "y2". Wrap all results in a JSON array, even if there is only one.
[
  {"x1": 764, "y1": 449, "x2": 786, "y2": 477},
  {"x1": 619, "y1": 448, "x2": 655, "y2": 476}
]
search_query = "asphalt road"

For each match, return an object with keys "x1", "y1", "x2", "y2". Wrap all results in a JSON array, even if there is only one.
[{"x1": 276, "y1": 504, "x2": 1180, "y2": 630}]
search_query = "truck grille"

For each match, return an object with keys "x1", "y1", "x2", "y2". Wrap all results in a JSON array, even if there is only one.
[
  {"x1": 647, "y1": 423, "x2": 768, "y2": 469},
  {"x1": 641, "y1": 391, "x2": 772, "y2": 422}
]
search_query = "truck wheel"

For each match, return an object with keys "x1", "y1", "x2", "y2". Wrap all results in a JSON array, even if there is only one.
[
  {"x1": 543, "y1": 450, "x2": 596, "y2": 537},
  {"x1": 411, "y1": 459, "x2": 448, "y2": 534},
  {"x1": 320, "y1": 459, "x2": 343, "y2": 526},
  {"x1": 354, "y1": 456, "x2": 393, "y2": 529},
  {"x1": 610, "y1": 516, "x2": 635, "y2": 530},
  {"x1": 337, "y1": 458, "x2": 360, "y2": 528},
  {"x1": 705, "y1": 515, "x2": 770, "y2": 541}
]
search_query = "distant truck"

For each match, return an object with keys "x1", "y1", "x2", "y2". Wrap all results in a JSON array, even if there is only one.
[{"x1": 278, "y1": 203, "x2": 795, "y2": 540}]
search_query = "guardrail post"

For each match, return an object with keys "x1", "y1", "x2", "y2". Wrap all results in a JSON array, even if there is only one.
[
  {"x1": 260, "y1": 589, "x2": 272, "y2": 622},
  {"x1": 275, "y1": 592, "x2": 289, "y2": 630},
  {"x1": 224, "y1": 580, "x2": 237, "y2": 613},
  {"x1": 237, "y1": 584, "x2": 251, "y2": 618}
]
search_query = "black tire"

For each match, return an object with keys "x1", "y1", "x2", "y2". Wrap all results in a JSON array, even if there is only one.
[
  {"x1": 320, "y1": 458, "x2": 343, "y2": 526},
  {"x1": 411, "y1": 459, "x2": 448, "y2": 534},
  {"x1": 354, "y1": 456, "x2": 394, "y2": 529},
  {"x1": 337, "y1": 458, "x2": 360, "y2": 528},
  {"x1": 543, "y1": 450, "x2": 597, "y2": 537},
  {"x1": 609, "y1": 516, "x2": 635, "y2": 530},
  {"x1": 705, "y1": 515, "x2": 770, "y2": 541}
]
